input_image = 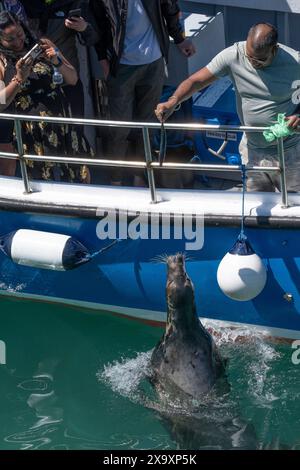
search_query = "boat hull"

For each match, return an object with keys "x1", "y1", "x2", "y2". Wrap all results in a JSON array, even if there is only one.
[{"x1": 1, "y1": 208, "x2": 300, "y2": 340}]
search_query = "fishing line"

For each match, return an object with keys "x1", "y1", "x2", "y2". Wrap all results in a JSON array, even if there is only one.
[
  {"x1": 239, "y1": 164, "x2": 247, "y2": 241},
  {"x1": 158, "y1": 121, "x2": 167, "y2": 166},
  {"x1": 158, "y1": 103, "x2": 181, "y2": 166}
]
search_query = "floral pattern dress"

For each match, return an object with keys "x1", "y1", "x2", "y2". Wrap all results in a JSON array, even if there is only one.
[{"x1": 12, "y1": 59, "x2": 93, "y2": 182}]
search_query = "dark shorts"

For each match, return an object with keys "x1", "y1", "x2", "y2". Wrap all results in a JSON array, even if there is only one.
[{"x1": 0, "y1": 119, "x2": 14, "y2": 144}]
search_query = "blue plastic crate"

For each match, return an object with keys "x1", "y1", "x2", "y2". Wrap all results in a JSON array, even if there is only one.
[{"x1": 192, "y1": 77, "x2": 242, "y2": 164}]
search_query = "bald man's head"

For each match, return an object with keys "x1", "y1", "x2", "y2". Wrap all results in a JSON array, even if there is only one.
[
  {"x1": 247, "y1": 23, "x2": 278, "y2": 51},
  {"x1": 246, "y1": 23, "x2": 278, "y2": 68}
]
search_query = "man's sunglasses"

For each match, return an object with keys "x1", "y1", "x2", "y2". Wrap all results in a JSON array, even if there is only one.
[{"x1": 244, "y1": 45, "x2": 278, "y2": 67}]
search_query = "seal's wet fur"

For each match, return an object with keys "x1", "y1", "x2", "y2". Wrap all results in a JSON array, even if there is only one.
[{"x1": 150, "y1": 254, "x2": 225, "y2": 399}]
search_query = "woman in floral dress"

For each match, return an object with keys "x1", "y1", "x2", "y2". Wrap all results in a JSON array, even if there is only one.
[{"x1": 0, "y1": 10, "x2": 93, "y2": 183}]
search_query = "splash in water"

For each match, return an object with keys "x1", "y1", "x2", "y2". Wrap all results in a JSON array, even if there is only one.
[{"x1": 98, "y1": 323, "x2": 295, "y2": 449}]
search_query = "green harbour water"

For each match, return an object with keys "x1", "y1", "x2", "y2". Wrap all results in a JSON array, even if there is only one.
[{"x1": 0, "y1": 295, "x2": 300, "y2": 450}]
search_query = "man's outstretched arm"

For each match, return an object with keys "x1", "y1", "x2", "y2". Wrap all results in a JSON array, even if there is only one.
[{"x1": 155, "y1": 67, "x2": 217, "y2": 122}]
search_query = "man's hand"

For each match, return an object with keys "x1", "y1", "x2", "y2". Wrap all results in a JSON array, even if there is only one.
[
  {"x1": 155, "y1": 99, "x2": 178, "y2": 123},
  {"x1": 286, "y1": 114, "x2": 300, "y2": 129},
  {"x1": 177, "y1": 38, "x2": 196, "y2": 57},
  {"x1": 65, "y1": 17, "x2": 88, "y2": 32}
]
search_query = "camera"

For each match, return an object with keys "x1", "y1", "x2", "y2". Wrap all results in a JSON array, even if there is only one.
[
  {"x1": 22, "y1": 43, "x2": 43, "y2": 63},
  {"x1": 67, "y1": 8, "x2": 81, "y2": 19}
]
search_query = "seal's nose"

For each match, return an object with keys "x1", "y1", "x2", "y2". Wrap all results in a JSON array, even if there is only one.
[
  {"x1": 167, "y1": 254, "x2": 187, "y2": 284},
  {"x1": 167, "y1": 254, "x2": 185, "y2": 271},
  {"x1": 175, "y1": 253, "x2": 184, "y2": 263}
]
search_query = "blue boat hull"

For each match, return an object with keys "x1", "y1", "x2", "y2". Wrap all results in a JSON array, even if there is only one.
[{"x1": 1, "y1": 209, "x2": 300, "y2": 339}]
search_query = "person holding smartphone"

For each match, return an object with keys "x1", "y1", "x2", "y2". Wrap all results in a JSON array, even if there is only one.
[
  {"x1": 65, "y1": 7, "x2": 88, "y2": 33},
  {"x1": 90, "y1": 0, "x2": 195, "y2": 186},
  {"x1": 0, "y1": 11, "x2": 94, "y2": 183},
  {"x1": 0, "y1": 0, "x2": 28, "y2": 175},
  {"x1": 22, "y1": 0, "x2": 98, "y2": 118}
]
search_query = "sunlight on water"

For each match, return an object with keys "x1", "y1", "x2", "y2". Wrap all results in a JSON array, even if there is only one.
[
  {"x1": 99, "y1": 351, "x2": 153, "y2": 399},
  {"x1": 1, "y1": 296, "x2": 300, "y2": 450},
  {"x1": 98, "y1": 321, "x2": 300, "y2": 450},
  {"x1": 0, "y1": 283, "x2": 26, "y2": 293}
]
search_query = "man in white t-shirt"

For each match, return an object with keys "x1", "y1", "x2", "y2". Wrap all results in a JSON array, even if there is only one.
[
  {"x1": 156, "y1": 23, "x2": 300, "y2": 192},
  {"x1": 91, "y1": 0, "x2": 195, "y2": 186}
]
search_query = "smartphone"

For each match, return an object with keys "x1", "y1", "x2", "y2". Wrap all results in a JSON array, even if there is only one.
[
  {"x1": 67, "y1": 8, "x2": 81, "y2": 19},
  {"x1": 22, "y1": 43, "x2": 43, "y2": 62}
]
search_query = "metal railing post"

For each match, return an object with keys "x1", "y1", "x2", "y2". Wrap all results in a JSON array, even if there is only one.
[
  {"x1": 277, "y1": 137, "x2": 288, "y2": 208},
  {"x1": 142, "y1": 127, "x2": 157, "y2": 204},
  {"x1": 14, "y1": 119, "x2": 32, "y2": 194}
]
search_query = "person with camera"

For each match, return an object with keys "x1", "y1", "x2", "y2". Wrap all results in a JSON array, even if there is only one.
[
  {"x1": 22, "y1": 0, "x2": 98, "y2": 118},
  {"x1": 0, "y1": 10, "x2": 94, "y2": 183},
  {"x1": 0, "y1": 0, "x2": 27, "y2": 175}
]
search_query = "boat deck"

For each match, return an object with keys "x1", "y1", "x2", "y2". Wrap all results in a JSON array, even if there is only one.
[{"x1": 1, "y1": 176, "x2": 300, "y2": 224}]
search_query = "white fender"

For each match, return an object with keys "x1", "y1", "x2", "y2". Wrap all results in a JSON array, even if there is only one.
[
  {"x1": 0, "y1": 229, "x2": 90, "y2": 271},
  {"x1": 217, "y1": 238, "x2": 267, "y2": 301}
]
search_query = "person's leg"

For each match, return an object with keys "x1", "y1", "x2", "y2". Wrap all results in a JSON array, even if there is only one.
[
  {"x1": 0, "y1": 120, "x2": 16, "y2": 176},
  {"x1": 134, "y1": 58, "x2": 165, "y2": 122},
  {"x1": 63, "y1": 79, "x2": 85, "y2": 118},
  {"x1": 105, "y1": 65, "x2": 139, "y2": 184},
  {"x1": 239, "y1": 134, "x2": 276, "y2": 192},
  {"x1": 278, "y1": 139, "x2": 300, "y2": 192},
  {"x1": 132, "y1": 58, "x2": 165, "y2": 186}
]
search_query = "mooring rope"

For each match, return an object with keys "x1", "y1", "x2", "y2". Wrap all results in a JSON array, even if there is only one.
[{"x1": 87, "y1": 239, "x2": 122, "y2": 260}]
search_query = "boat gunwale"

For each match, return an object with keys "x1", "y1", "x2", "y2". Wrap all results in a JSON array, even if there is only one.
[{"x1": 1, "y1": 196, "x2": 300, "y2": 228}]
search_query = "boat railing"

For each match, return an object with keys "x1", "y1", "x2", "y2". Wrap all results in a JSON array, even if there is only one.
[{"x1": 0, "y1": 113, "x2": 289, "y2": 207}]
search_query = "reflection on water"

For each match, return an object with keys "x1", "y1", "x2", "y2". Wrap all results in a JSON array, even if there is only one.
[{"x1": 0, "y1": 296, "x2": 300, "y2": 449}]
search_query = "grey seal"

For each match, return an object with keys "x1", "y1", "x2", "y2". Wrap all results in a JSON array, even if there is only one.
[{"x1": 150, "y1": 253, "x2": 225, "y2": 399}]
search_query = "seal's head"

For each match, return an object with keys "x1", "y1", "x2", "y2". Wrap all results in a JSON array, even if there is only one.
[
  {"x1": 166, "y1": 254, "x2": 197, "y2": 331},
  {"x1": 167, "y1": 253, "x2": 191, "y2": 292}
]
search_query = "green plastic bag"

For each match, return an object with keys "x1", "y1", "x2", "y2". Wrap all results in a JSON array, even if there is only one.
[{"x1": 263, "y1": 113, "x2": 295, "y2": 142}]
